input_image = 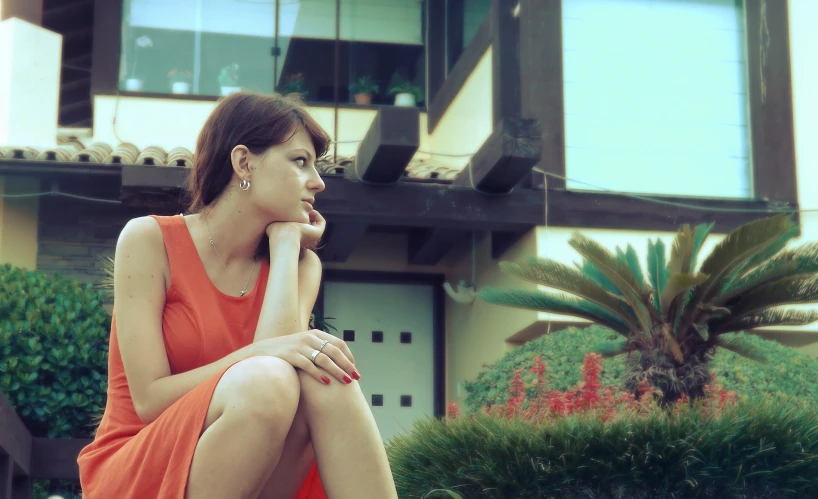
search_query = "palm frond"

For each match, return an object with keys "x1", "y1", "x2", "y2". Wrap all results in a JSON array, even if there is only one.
[
  {"x1": 678, "y1": 214, "x2": 797, "y2": 332},
  {"x1": 717, "y1": 336, "x2": 769, "y2": 363},
  {"x1": 500, "y1": 259, "x2": 640, "y2": 333},
  {"x1": 477, "y1": 287, "x2": 633, "y2": 336},
  {"x1": 662, "y1": 273, "x2": 709, "y2": 324},
  {"x1": 617, "y1": 245, "x2": 646, "y2": 290},
  {"x1": 668, "y1": 224, "x2": 696, "y2": 276},
  {"x1": 568, "y1": 232, "x2": 654, "y2": 331},
  {"x1": 660, "y1": 326, "x2": 684, "y2": 363},
  {"x1": 575, "y1": 259, "x2": 621, "y2": 296},
  {"x1": 708, "y1": 276, "x2": 818, "y2": 332},
  {"x1": 647, "y1": 239, "x2": 669, "y2": 314},
  {"x1": 594, "y1": 341, "x2": 629, "y2": 358},
  {"x1": 718, "y1": 242, "x2": 818, "y2": 304},
  {"x1": 690, "y1": 222, "x2": 714, "y2": 271},
  {"x1": 709, "y1": 307, "x2": 818, "y2": 334}
]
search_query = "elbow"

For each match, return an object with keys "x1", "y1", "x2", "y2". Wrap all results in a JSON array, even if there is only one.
[{"x1": 133, "y1": 398, "x2": 159, "y2": 425}]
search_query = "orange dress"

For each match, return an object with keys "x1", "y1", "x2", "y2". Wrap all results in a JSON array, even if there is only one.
[{"x1": 77, "y1": 215, "x2": 326, "y2": 499}]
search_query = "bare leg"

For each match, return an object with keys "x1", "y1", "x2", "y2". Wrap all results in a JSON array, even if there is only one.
[
  {"x1": 255, "y1": 400, "x2": 315, "y2": 499},
  {"x1": 298, "y1": 372, "x2": 398, "y2": 499},
  {"x1": 185, "y1": 357, "x2": 303, "y2": 499}
]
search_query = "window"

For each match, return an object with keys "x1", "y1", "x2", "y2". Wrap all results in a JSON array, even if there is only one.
[
  {"x1": 119, "y1": 0, "x2": 426, "y2": 107},
  {"x1": 562, "y1": 0, "x2": 752, "y2": 199},
  {"x1": 446, "y1": 0, "x2": 490, "y2": 72}
]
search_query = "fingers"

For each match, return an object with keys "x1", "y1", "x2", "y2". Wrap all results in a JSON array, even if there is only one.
[
  {"x1": 314, "y1": 330, "x2": 355, "y2": 366},
  {"x1": 290, "y1": 353, "x2": 332, "y2": 385}
]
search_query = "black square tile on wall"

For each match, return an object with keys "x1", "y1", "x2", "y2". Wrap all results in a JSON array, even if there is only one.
[
  {"x1": 372, "y1": 331, "x2": 383, "y2": 343},
  {"x1": 400, "y1": 395, "x2": 412, "y2": 407},
  {"x1": 372, "y1": 394, "x2": 383, "y2": 406},
  {"x1": 400, "y1": 332, "x2": 412, "y2": 344},
  {"x1": 343, "y1": 330, "x2": 355, "y2": 341}
]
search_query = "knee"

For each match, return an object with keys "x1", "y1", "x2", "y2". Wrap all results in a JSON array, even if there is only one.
[
  {"x1": 221, "y1": 357, "x2": 301, "y2": 420},
  {"x1": 297, "y1": 369, "x2": 364, "y2": 413}
]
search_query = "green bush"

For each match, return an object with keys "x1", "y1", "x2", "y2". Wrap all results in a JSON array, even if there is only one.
[
  {"x1": 0, "y1": 264, "x2": 110, "y2": 438},
  {"x1": 388, "y1": 397, "x2": 818, "y2": 498},
  {"x1": 464, "y1": 325, "x2": 818, "y2": 412}
]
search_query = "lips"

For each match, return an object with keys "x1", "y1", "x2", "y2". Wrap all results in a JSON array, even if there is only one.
[{"x1": 302, "y1": 199, "x2": 315, "y2": 206}]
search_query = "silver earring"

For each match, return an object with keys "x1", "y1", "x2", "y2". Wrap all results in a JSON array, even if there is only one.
[{"x1": 239, "y1": 178, "x2": 251, "y2": 191}]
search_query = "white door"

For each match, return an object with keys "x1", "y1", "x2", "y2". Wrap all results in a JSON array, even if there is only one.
[{"x1": 322, "y1": 280, "x2": 436, "y2": 442}]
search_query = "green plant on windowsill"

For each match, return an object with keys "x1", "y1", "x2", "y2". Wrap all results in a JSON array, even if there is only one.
[
  {"x1": 350, "y1": 76, "x2": 380, "y2": 105},
  {"x1": 279, "y1": 73, "x2": 309, "y2": 100},
  {"x1": 387, "y1": 79, "x2": 423, "y2": 107},
  {"x1": 217, "y1": 63, "x2": 240, "y2": 96}
]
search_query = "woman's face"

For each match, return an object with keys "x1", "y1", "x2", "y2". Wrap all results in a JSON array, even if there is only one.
[{"x1": 243, "y1": 127, "x2": 325, "y2": 224}]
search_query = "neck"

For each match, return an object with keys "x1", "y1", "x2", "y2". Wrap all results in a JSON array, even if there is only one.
[{"x1": 196, "y1": 197, "x2": 265, "y2": 264}]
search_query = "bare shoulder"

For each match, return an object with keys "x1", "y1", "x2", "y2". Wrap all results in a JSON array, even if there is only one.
[{"x1": 116, "y1": 216, "x2": 170, "y2": 286}]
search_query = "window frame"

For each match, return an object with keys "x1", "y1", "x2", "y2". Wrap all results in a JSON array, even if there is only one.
[
  {"x1": 92, "y1": 0, "x2": 429, "y2": 110},
  {"x1": 518, "y1": 0, "x2": 798, "y2": 232}
]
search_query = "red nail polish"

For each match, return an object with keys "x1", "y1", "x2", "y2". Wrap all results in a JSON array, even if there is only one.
[
  {"x1": 321, "y1": 376, "x2": 331, "y2": 385},
  {"x1": 351, "y1": 370, "x2": 361, "y2": 380},
  {"x1": 343, "y1": 374, "x2": 353, "y2": 384}
]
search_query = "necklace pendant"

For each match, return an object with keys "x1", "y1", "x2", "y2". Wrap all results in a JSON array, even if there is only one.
[{"x1": 239, "y1": 290, "x2": 246, "y2": 297}]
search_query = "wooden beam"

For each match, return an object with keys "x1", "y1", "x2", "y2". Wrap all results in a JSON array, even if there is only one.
[
  {"x1": 348, "y1": 107, "x2": 419, "y2": 184},
  {"x1": 453, "y1": 117, "x2": 542, "y2": 194},
  {"x1": 29, "y1": 438, "x2": 90, "y2": 480},
  {"x1": 408, "y1": 229, "x2": 470, "y2": 265},
  {"x1": 0, "y1": 392, "x2": 31, "y2": 478},
  {"x1": 91, "y1": 0, "x2": 122, "y2": 94},
  {"x1": 491, "y1": 0, "x2": 522, "y2": 120},
  {"x1": 120, "y1": 167, "x2": 546, "y2": 231},
  {"x1": 318, "y1": 222, "x2": 368, "y2": 263},
  {"x1": 1, "y1": 454, "x2": 12, "y2": 499},
  {"x1": 491, "y1": 230, "x2": 528, "y2": 259}
]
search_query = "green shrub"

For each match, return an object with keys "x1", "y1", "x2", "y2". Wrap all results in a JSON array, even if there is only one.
[
  {"x1": 388, "y1": 397, "x2": 818, "y2": 498},
  {"x1": 0, "y1": 264, "x2": 110, "y2": 438},
  {"x1": 464, "y1": 325, "x2": 818, "y2": 412}
]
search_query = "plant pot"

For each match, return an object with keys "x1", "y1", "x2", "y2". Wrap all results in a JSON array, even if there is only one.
[
  {"x1": 124, "y1": 78, "x2": 143, "y2": 91},
  {"x1": 220, "y1": 86, "x2": 241, "y2": 96},
  {"x1": 394, "y1": 92, "x2": 416, "y2": 107},
  {"x1": 171, "y1": 81, "x2": 191, "y2": 94},
  {"x1": 286, "y1": 92, "x2": 306, "y2": 101},
  {"x1": 354, "y1": 93, "x2": 372, "y2": 105}
]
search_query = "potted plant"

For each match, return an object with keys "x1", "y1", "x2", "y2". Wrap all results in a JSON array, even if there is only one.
[
  {"x1": 217, "y1": 63, "x2": 240, "y2": 96},
  {"x1": 387, "y1": 78, "x2": 423, "y2": 107},
  {"x1": 349, "y1": 76, "x2": 379, "y2": 105},
  {"x1": 167, "y1": 69, "x2": 193, "y2": 94},
  {"x1": 279, "y1": 73, "x2": 309, "y2": 100},
  {"x1": 125, "y1": 35, "x2": 153, "y2": 91}
]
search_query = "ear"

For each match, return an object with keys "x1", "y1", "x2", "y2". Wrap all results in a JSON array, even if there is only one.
[{"x1": 230, "y1": 145, "x2": 252, "y2": 181}]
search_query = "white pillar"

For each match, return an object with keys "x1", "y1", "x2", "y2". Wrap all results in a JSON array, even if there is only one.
[{"x1": 0, "y1": 17, "x2": 61, "y2": 148}]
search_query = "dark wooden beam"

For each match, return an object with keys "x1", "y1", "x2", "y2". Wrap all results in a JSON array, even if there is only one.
[
  {"x1": 91, "y1": 0, "x2": 122, "y2": 94},
  {"x1": 0, "y1": 392, "x2": 31, "y2": 478},
  {"x1": 453, "y1": 117, "x2": 542, "y2": 194},
  {"x1": 120, "y1": 166, "x2": 546, "y2": 231},
  {"x1": 491, "y1": 230, "x2": 528, "y2": 259},
  {"x1": 491, "y1": 0, "x2": 521, "y2": 121},
  {"x1": 426, "y1": 0, "x2": 447, "y2": 107},
  {"x1": 545, "y1": 188, "x2": 795, "y2": 233},
  {"x1": 29, "y1": 438, "x2": 89, "y2": 480},
  {"x1": 318, "y1": 222, "x2": 369, "y2": 263},
  {"x1": 746, "y1": 0, "x2": 798, "y2": 207},
  {"x1": 519, "y1": 0, "x2": 565, "y2": 189},
  {"x1": 1, "y1": 454, "x2": 12, "y2": 499},
  {"x1": 428, "y1": 16, "x2": 491, "y2": 133},
  {"x1": 408, "y1": 229, "x2": 470, "y2": 265},
  {"x1": 348, "y1": 107, "x2": 419, "y2": 184}
]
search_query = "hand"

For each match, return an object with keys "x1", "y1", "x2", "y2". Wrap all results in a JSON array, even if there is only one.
[
  {"x1": 265, "y1": 210, "x2": 326, "y2": 249},
  {"x1": 248, "y1": 329, "x2": 360, "y2": 385}
]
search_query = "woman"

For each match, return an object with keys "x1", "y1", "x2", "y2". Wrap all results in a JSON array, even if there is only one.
[{"x1": 77, "y1": 92, "x2": 398, "y2": 498}]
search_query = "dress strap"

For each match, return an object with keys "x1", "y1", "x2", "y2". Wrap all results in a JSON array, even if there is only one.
[{"x1": 149, "y1": 214, "x2": 202, "y2": 293}]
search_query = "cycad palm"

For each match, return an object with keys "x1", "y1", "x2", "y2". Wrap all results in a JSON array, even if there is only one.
[{"x1": 479, "y1": 214, "x2": 818, "y2": 403}]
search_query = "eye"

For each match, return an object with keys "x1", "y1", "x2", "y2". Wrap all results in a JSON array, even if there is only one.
[{"x1": 294, "y1": 157, "x2": 307, "y2": 168}]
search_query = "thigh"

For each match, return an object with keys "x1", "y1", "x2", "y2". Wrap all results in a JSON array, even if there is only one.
[{"x1": 256, "y1": 399, "x2": 316, "y2": 499}]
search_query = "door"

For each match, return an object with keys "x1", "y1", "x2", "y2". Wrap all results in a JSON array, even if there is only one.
[{"x1": 322, "y1": 280, "x2": 436, "y2": 442}]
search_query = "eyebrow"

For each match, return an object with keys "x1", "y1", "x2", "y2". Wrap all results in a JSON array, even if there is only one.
[{"x1": 291, "y1": 148, "x2": 314, "y2": 160}]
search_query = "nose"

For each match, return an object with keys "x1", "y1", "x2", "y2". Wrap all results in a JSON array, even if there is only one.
[{"x1": 308, "y1": 169, "x2": 325, "y2": 193}]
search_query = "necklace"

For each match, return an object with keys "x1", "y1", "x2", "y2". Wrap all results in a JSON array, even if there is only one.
[{"x1": 203, "y1": 216, "x2": 258, "y2": 297}]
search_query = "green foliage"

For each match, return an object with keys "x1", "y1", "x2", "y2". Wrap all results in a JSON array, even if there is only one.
[
  {"x1": 387, "y1": 76, "x2": 424, "y2": 102},
  {"x1": 388, "y1": 397, "x2": 818, "y2": 498},
  {"x1": 0, "y1": 264, "x2": 110, "y2": 438},
  {"x1": 464, "y1": 325, "x2": 818, "y2": 411},
  {"x1": 349, "y1": 75, "x2": 380, "y2": 95},
  {"x1": 478, "y1": 215, "x2": 818, "y2": 402}
]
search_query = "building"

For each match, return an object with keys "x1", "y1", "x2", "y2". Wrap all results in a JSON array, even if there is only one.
[{"x1": 0, "y1": 0, "x2": 816, "y2": 442}]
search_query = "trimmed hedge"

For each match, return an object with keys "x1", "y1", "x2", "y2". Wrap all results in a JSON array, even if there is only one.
[
  {"x1": 464, "y1": 325, "x2": 818, "y2": 412},
  {"x1": 0, "y1": 264, "x2": 110, "y2": 439},
  {"x1": 388, "y1": 397, "x2": 818, "y2": 498}
]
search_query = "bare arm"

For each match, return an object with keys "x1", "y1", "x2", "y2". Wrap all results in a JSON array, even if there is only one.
[
  {"x1": 252, "y1": 226, "x2": 303, "y2": 342},
  {"x1": 297, "y1": 249, "x2": 323, "y2": 331},
  {"x1": 116, "y1": 217, "x2": 254, "y2": 424}
]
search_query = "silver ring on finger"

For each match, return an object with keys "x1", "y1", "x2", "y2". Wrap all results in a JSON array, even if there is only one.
[
  {"x1": 310, "y1": 349, "x2": 321, "y2": 364},
  {"x1": 318, "y1": 339, "x2": 329, "y2": 354}
]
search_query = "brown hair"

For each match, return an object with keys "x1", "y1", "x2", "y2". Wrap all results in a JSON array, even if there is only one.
[{"x1": 187, "y1": 91, "x2": 331, "y2": 213}]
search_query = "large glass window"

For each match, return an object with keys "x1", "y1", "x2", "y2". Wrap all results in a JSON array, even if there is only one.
[
  {"x1": 562, "y1": 0, "x2": 752, "y2": 198},
  {"x1": 446, "y1": 0, "x2": 490, "y2": 72},
  {"x1": 119, "y1": 0, "x2": 426, "y2": 107}
]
